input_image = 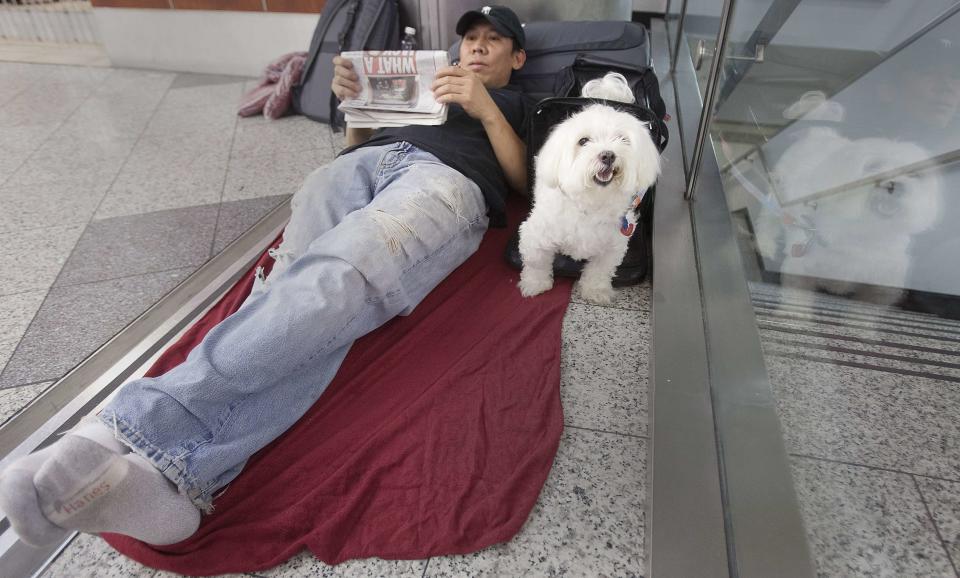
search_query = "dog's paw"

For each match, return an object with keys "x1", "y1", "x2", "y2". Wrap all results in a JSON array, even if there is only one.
[
  {"x1": 519, "y1": 270, "x2": 554, "y2": 297},
  {"x1": 579, "y1": 282, "x2": 616, "y2": 305}
]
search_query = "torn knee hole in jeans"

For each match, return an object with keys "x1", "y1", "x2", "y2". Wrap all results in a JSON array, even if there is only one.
[
  {"x1": 370, "y1": 209, "x2": 417, "y2": 256},
  {"x1": 406, "y1": 176, "x2": 469, "y2": 223},
  {"x1": 371, "y1": 179, "x2": 470, "y2": 257}
]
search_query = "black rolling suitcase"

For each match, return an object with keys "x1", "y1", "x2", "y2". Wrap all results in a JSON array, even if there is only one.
[{"x1": 499, "y1": 21, "x2": 668, "y2": 286}]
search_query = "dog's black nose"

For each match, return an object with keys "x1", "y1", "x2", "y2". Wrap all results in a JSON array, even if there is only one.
[{"x1": 600, "y1": 151, "x2": 616, "y2": 165}]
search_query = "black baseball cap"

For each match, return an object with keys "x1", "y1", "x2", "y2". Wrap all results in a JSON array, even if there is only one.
[{"x1": 455, "y1": 5, "x2": 525, "y2": 50}]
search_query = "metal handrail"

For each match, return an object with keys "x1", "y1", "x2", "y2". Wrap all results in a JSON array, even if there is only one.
[{"x1": 778, "y1": 148, "x2": 960, "y2": 208}]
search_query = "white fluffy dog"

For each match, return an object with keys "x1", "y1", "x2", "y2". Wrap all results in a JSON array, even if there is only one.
[
  {"x1": 755, "y1": 126, "x2": 942, "y2": 301},
  {"x1": 518, "y1": 76, "x2": 661, "y2": 304}
]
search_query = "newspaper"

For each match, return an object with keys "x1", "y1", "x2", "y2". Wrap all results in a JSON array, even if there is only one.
[{"x1": 338, "y1": 50, "x2": 449, "y2": 128}]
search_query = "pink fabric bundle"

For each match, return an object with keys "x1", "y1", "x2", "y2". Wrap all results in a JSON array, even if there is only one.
[{"x1": 238, "y1": 51, "x2": 308, "y2": 119}]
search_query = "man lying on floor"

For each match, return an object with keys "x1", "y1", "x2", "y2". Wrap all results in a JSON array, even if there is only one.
[{"x1": 0, "y1": 5, "x2": 534, "y2": 547}]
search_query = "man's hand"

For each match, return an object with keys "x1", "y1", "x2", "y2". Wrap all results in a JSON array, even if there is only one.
[
  {"x1": 332, "y1": 55, "x2": 361, "y2": 102},
  {"x1": 431, "y1": 66, "x2": 499, "y2": 125},
  {"x1": 331, "y1": 56, "x2": 373, "y2": 148},
  {"x1": 433, "y1": 65, "x2": 527, "y2": 194}
]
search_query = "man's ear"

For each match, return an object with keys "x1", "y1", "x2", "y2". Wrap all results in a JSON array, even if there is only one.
[{"x1": 512, "y1": 49, "x2": 526, "y2": 71}]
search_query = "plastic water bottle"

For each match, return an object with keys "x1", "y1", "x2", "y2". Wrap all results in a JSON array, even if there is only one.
[{"x1": 401, "y1": 26, "x2": 417, "y2": 51}]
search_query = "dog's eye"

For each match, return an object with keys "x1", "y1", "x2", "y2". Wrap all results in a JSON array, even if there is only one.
[
  {"x1": 618, "y1": 135, "x2": 630, "y2": 144},
  {"x1": 578, "y1": 137, "x2": 590, "y2": 146}
]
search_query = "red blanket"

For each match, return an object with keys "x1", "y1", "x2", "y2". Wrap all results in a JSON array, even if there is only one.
[{"x1": 102, "y1": 198, "x2": 572, "y2": 575}]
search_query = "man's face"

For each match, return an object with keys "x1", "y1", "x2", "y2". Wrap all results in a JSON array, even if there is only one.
[{"x1": 458, "y1": 21, "x2": 525, "y2": 89}]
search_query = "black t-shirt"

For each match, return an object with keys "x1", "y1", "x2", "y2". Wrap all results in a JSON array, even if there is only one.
[{"x1": 340, "y1": 84, "x2": 536, "y2": 228}]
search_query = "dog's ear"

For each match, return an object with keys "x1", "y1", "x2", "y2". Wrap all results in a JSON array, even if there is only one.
[
  {"x1": 534, "y1": 121, "x2": 573, "y2": 190},
  {"x1": 627, "y1": 120, "x2": 662, "y2": 193}
]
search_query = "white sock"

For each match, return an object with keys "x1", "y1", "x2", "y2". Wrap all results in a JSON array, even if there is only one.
[
  {"x1": 0, "y1": 421, "x2": 201, "y2": 546},
  {"x1": 68, "y1": 418, "x2": 130, "y2": 455}
]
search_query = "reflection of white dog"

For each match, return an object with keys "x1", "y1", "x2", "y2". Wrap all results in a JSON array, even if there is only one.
[
  {"x1": 518, "y1": 103, "x2": 661, "y2": 304},
  {"x1": 757, "y1": 127, "x2": 942, "y2": 299}
]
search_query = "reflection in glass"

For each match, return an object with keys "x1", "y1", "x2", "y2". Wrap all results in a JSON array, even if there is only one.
[
  {"x1": 693, "y1": 3, "x2": 960, "y2": 572},
  {"x1": 717, "y1": 7, "x2": 960, "y2": 307}
]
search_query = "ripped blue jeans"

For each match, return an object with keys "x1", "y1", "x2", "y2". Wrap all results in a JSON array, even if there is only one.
[{"x1": 99, "y1": 142, "x2": 489, "y2": 512}]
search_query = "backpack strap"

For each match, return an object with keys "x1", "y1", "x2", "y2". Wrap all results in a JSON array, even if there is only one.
[
  {"x1": 339, "y1": 0, "x2": 360, "y2": 49},
  {"x1": 300, "y1": 0, "x2": 354, "y2": 90},
  {"x1": 329, "y1": 0, "x2": 362, "y2": 130}
]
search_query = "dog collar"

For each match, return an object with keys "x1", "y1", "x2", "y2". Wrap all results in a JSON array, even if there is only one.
[{"x1": 619, "y1": 191, "x2": 646, "y2": 236}]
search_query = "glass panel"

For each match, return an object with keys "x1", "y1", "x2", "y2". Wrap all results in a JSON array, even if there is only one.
[{"x1": 698, "y1": 1, "x2": 960, "y2": 574}]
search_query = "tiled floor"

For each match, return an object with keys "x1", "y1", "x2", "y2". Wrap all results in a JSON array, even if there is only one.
[
  {"x1": 752, "y1": 283, "x2": 960, "y2": 576},
  {"x1": 1, "y1": 61, "x2": 651, "y2": 577}
]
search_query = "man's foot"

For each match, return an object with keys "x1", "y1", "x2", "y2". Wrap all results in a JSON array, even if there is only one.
[{"x1": 0, "y1": 420, "x2": 201, "y2": 546}]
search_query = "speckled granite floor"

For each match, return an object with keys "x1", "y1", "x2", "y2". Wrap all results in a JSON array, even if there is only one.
[
  {"x1": 751, "y1": 281, "x2": 960, "y2": 577},
  {"x1": 1, "y1": 62, "x2": 651, "y2": 577}
]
